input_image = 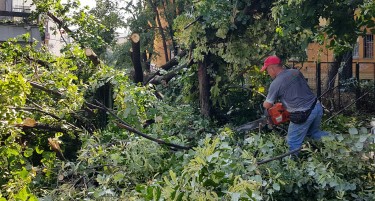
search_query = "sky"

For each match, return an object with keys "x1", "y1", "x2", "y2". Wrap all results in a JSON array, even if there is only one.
[
  {"x1": 61, "y1": 0, "x2": 96, "y2": 8},
  {"x1": 63, "y1": 0, "x2": 128, "y2": 36},
  {"x1": 79, "y1": 0, "x2": 96, "y2": 8}
]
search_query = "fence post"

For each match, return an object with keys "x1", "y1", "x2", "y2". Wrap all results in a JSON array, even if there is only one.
[
  {"x1": 316, "y1": 62, "x2": 321, "y2": 99},
  {"x1": 338, "y1": 64, "x2": 341, "y2": 109},
  {"x1": 355, "y1": 63, "x2": 360, "y2": 109}
]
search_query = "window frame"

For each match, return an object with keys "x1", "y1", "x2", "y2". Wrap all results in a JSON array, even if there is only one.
[{"x1": 363, "y1": 34, "x2": 374, "y2": 59}]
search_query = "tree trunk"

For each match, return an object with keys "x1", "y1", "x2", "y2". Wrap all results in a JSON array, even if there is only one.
[
  {"x1": 130, "y1": 33, "x2": 144, "y2": 84},
  {"x1": 340, "y1": 51, "x2": 353, "y2": 81},
  {"x1": 142, "y1": 51, "x2": 150, "y2": 72},
  {"x1": 198, "y1": 58, "x2": 211, "y2": 118},
  {"x1": 326, "y1": 55, "x2": 341, "y2": 92},
  {"x1": 148, "y1": 0, "x2": 169, "y2": 63},
  {"x1": 325, "y1": 51, "x2": 353, "y2": 110},
  {"x1": 326, "y1": 51, "x2": 353, "y2": 90},
  {"x1": 95, "y1": 82, "x2": 112, "y2": 129},
  {"x1": 324, "y1": 54, "x2": 341, "y2": 110}
]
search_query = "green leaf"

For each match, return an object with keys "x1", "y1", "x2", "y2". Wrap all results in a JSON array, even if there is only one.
[
  {"x1": 24, "y1": 148, "x2": 34, "y2": 158},
  {"x1": 354, "y1": 142, "x2": 363, "y2": 150},
  {"x1": 203, "y1": 179, "x2": 218, "y2": 187},
  {"x1": 216, "y1": 27, "x2": 228, "y2": 39},
  {"x1": 18, "y1": 167, "x2": 29, "y2": 180},
  {"x1": 35, "y1": 146, "x2": 44, "y2": 154},
  {"x1": 207, "y1": 151, "x2": 220, "y2": 162},
  {"x1": 336, "y1": 134, "x2": 344, "y2": 141},
  {"x1": 359, "y1": 127, "x2": 368, "y2": 134},
  {"x1": 15, "y1": 187, "x2": 29, "y2": 201},
  {"x1": 113, "y1": 172, "x2": 124, "y2": 183},
  {"x1": 231, "y1": 192, "x2": 241, "y2": 201},
  {"x1": 273, "y1": 183, "x2": 281, "y2": 191},
  {"x1": 169, "y1": 170, "x2": 177, "y2": 184},
  {"x1": 348, "y1": 127, "x2": 358, "y2": 135},
  {"x1": 276, "y1": 26, "x2": 284, "y2": 36},
  {"x1": 6, "y1": 148, "x2": 19, "y2": 157},
  {"x1": 359, "y1": 135, "x2": 367, "y2": 143},
  {"x1": 135, "y1": 184, "x2": 145, "y2": 193}
]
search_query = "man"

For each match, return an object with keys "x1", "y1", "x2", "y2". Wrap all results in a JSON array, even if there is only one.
[{"x1": 261, "y1": 55, "x2": 328, "y2": 152}]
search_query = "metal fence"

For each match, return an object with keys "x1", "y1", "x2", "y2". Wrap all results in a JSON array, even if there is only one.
[{"x1": 290, "y1": 61, "x2": 375, "y2": 112}]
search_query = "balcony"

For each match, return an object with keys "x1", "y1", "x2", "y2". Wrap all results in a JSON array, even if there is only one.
[
  {"x1": 0, "y1": 1, "x2": 41, "y2": 44},
  {"x1": 0, "y1": 0, "x2": 34, "y2": 24},
  {"x1": 0, "y1": 6, "x2": 32, "y2": 24}
]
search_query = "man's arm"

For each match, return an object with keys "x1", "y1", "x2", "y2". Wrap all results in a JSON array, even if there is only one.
[{"x1": 263, "y1": 80, "x2": 278, "y2": 109}]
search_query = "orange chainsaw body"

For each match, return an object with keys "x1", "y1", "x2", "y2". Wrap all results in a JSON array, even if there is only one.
[{"x1": 268, "y1": 103, "x2": 290, "y2": 125}]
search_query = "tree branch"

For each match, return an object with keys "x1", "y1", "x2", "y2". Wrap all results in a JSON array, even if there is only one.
[
  {"x1": 28, "y1": 81, "x2": 63, "y2": 97},
  {"x1": 15, "y1": 122, "x2": 70, "y2": 133},
  {"x1": 94, "y1": 100, "x2": 191, "y2": 150},
  {"x1": 9, "y1": 106, "x2": 82, "y2": 132},
  {"x1": 184, "y1": 16, "x2": 203, "y2": 30},
  {"x1": 323, "y1": 91, "x2": 370, "y2": 124},
  {"x1": 145, "y1": 50, "x2": 187, "y2": 84},
  {"x1": 148, "y1": 58, "x2": 193, "y2": 85},
  {"x1": 47, "y1": 12, "x2": 101, "y2": 66},
  {"x1": 26, "y1": 83, "x2": 97, "y2": 133},
  {"x1": 257, "y1": 147, "x2": 302, "y2": 165}
]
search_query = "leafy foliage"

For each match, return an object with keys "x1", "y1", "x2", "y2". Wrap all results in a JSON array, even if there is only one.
[
  {"x1": 0, "y1": 0, "x2": 374, "y2": 201},
  {"x1": 272, "y1": 0, "x2": 375, "y2": 54}
]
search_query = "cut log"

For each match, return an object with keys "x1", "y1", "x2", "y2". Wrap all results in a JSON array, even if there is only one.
[
  {"x1": 130, "y1": 33, "x2": 144, "y2": 83},
  {"x1": 131, "y1": 33, "x2": 140, "y2": 43},
  {"x1": 85, "y1": 48, "x2": 100, "y2": 66}
]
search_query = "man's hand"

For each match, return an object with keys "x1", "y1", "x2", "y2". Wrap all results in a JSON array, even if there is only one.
[
  {"x1": 263, "y1": 101, "x2": 274, "y2": 128},
  {"x1": 263, "y1": 101, "x2": 273, "y2": 109}
]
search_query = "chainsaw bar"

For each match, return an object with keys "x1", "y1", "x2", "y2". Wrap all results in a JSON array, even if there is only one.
[{"x1": 235, "y1": 116, "x2": 268, "y2": 132}]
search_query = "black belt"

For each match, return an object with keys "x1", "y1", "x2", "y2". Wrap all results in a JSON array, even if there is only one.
[{"x1": 289, "y1": 98, "x2": 318, "y2": 124}]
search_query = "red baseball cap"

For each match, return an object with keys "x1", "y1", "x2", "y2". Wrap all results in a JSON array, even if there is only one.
[{"x1": 260, "y1": 56, "x2": 281, "y2": 72}]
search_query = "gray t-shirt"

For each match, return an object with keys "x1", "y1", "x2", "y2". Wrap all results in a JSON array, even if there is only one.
[{"x1": 265, "y1": 69, "x2": 316, "y2": 112}]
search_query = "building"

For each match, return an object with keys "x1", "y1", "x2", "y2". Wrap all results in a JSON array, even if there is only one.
[
  {"x1": 0, "y1": 0, "x2": 42, "y2": 45},
  {"x1": 289, "y1": 32, "x2": 375, "y2": 110},
  {"x1": 148, "y1": 4, "x2": 174, "y2": 69},
  {"x1": 0, "y1": 0, "x2": 72, "y2": 56},
  {"x1": 43, "y1": 20, "x2": 73, "y2": 56},
  {"x1": 291, "y1": 34, "x2": 374, "y2": 92}
]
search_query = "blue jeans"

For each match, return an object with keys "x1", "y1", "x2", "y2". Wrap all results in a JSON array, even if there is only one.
[{"x1": 287, "y1": 102, "x2": 329, "y2": 151}]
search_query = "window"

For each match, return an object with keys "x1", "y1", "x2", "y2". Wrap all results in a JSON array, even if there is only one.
[
  {"x1": 352, "y1": 40, "x2": 359, "y2": 58},
  {"x1": 363, "y1": 35, "x2": 374, "y2": 58}
]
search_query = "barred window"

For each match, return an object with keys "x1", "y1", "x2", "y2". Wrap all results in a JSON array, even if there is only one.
[
  {"x1": 353, "y1": 40, "x2": 359, "y2": 58},
  {"x1": 363, "y1": 35, "x2": 374, "y2": 58}
]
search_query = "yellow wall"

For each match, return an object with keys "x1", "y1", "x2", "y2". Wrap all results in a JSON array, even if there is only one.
[
  {"x1": 300, "y1": 32, "x2": 374, "y2": 84},
  {"x1": 151, "y1": 6, "x2": 172, "y2": 68}
]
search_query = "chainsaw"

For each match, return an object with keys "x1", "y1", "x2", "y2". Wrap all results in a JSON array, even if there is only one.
[{"x1": 235, "y1": 103, "x2": 290, "y2": 132}]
